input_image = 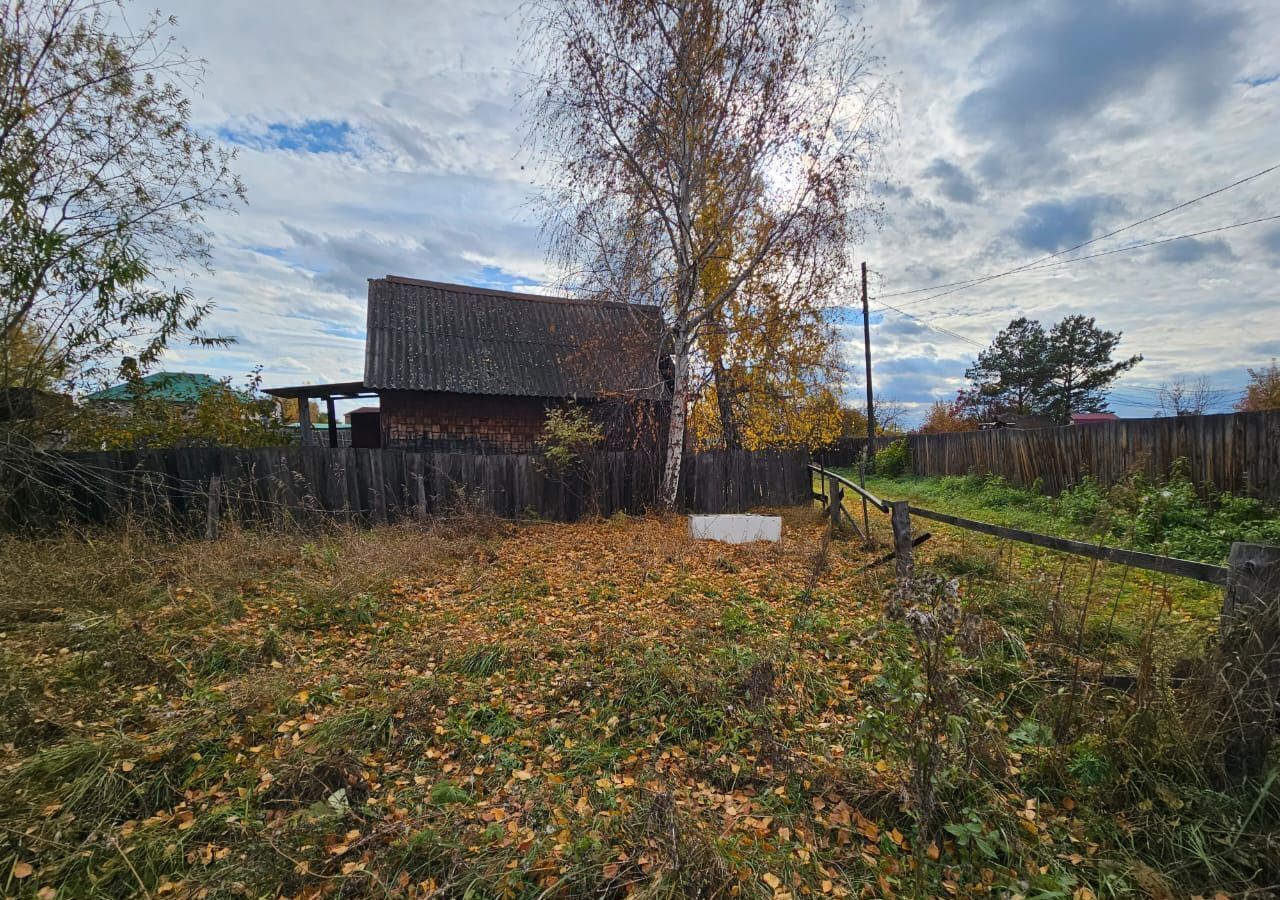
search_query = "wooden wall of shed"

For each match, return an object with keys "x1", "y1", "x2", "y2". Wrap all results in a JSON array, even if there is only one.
[
  {"x1": 906, "y1": 410, "x2": 1280, "y2": 502},
  {"x1": 380, "y1": 392, "x2": 666, "y2": 455},
  {"x1": 380, "y1": 391, "x2": 548, "y2": 453}
]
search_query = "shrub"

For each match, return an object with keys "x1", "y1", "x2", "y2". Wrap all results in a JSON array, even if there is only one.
[
  {"x1": 874, "y1": 438, "x2": 910, "y2": 477},
  {"x1": 1056, "y1": 476, "x2": 1109, "y2": 526},
  {"x1": 537, "y1": 404, "x2": 604, "y2": 473}
]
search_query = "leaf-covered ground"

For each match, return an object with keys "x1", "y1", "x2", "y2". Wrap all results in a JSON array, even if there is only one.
[{"x1": 1, "y1": 506, "x2": 1274, "y2": 898}]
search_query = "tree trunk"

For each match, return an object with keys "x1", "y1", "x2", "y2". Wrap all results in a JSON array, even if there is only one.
[
  {"x1": 711, "y1": 357, "x2": 742, "y2": 450},
  {"x1": 660, "y1": 339, "x2": 691, "y2": 510}
]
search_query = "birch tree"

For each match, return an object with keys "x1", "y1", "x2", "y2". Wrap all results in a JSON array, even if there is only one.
[
  {"x1": 1, "y1": 0, "x2": 243, "y2": 414},
  {"x1": 527, "y1": 0, "x2": 891, "y2": 507}
]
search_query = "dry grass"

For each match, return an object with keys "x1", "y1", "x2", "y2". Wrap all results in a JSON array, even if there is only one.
[{"x1": 0, "y1": 506, "x2": 1274, "y2": 898}]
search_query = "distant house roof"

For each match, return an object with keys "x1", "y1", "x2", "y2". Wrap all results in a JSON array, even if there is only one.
[
  {"x1": 979, "y1": 413, "x2": 1057, "y2": 431},
  {"x1": 363, "y1": 276, "x2": 668, "y2": 400},
  {"x1": 344, "y1": 405, "x2": 380, "y2": 423},
  {"x1": 84, "y1": 372, "x2": 225, "y2": 403},
  {"x1": 1071, "y1": 412, "x2": 1119, "y2": 425}
]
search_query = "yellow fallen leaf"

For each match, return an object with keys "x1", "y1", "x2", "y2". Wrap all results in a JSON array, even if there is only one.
[
  {"x1": 13, "y1": 861, "x2": 34, "y2": 879},
  {"x1": 762, "y1": 872, "x2": 782, "y2": 890}
]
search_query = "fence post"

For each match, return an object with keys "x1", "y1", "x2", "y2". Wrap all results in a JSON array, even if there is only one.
[
  {"x1": 890, "y1": 500, "x2": 913, "y2": 581},
  {"x1": 830, "y1": 483, "x2": 843, "y2": 532},
  {"x1": 415, "y1": 470, "x2": 428, "y2": 521},
  {"x1": 1217, "y1": 541, "x2": 1280, "y2": 781},
  {"x1": 206, "y1": 474, "x2": 221, "y2": 541}
]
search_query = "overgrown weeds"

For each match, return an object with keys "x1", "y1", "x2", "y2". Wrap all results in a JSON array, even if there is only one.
[
  {"x1": 866, "y1": 462, "x2": 1280, "y2": 564},
  {"x1": 0, "y1": 504, "x2": 1274, "y2": 897}
]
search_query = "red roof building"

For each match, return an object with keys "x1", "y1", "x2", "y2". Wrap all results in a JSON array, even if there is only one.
[{"x1": 1070, "y1": 412, "x2": 1119, "y2": 425}]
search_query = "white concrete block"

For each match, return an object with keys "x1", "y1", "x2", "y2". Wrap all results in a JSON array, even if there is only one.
[{"x1": 688, "y1": 514, "x2": 782, "y2": 544}]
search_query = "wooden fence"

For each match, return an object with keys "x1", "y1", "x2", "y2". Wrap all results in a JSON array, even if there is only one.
[
  {"x1": 1, "y1": 447, "x2": 811, "y2": 530},
  {"x1": 810, "y1": 462, "x2": 1280, "y2": 781},
  {"x1": 812, "y1": 436, "x2": 901, "y2": 469},
  {"x1": 906, "y1": 410, "x2": 1280, "y2": 503}
]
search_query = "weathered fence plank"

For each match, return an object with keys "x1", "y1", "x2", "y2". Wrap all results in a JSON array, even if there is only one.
[
  {"x1": 906, "y1": 410, "x2": 1280, "y2": 503},
  {"x1": 2, "y1": 447, "x2": 810, "y2": 530}
]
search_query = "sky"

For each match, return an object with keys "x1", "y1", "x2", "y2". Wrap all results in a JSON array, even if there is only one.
[{"x1": 141, "y1": 0, "x2": 1280, "y2": 423}]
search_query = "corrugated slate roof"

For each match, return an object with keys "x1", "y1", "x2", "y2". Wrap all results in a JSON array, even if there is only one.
[{"x1": 363, "y1": 276, "x2": 667, "y2": 400}]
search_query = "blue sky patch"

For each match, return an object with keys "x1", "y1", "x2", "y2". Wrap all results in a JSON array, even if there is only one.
[
  {"x1": 1239, "y1": 72, "x2": 1279, "y2": 87},
  {"x1": 219, "y1": 119, "x2": 355, "y2": 154}
]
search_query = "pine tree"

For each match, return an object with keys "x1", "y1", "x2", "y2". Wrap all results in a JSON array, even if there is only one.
[
  {"x1": 960, "y1": 317, "x2": 1050, "y2": 418},
  {"x1": 1040, "y1": 315, "x2": 1142, "y2": 423}
]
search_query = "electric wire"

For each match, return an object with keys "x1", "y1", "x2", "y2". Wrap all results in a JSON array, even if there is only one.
[{"x1": 876, "y1": 162, "x2": 1280, "y2": 301}]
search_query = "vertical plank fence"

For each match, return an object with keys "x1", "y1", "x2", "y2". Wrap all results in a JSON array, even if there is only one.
[
  {"x1": 906, "y1": 410, "x2": 1280, "y2": 503},
  {"x1": 1, "y1": 447, "x2": 811, "y2": 531}
]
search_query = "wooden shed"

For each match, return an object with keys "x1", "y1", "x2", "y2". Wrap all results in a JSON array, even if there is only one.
[{"x1": 266, "y1": 276, "x2": 669, "y2": 452}]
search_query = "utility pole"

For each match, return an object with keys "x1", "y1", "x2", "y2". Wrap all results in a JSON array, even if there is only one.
[
  {"x1": 861, "y1": 261, "x2": 875, "y2": 466},
  {"x1": 859, "y1": 261, "x2": 874, "y2": 541}
]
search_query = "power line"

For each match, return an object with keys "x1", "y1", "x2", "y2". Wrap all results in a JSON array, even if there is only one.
[
  {"x1": 877, "y1": 161, "x2": 1280, "y2": 302},
  {"x1": 866, "y1": 213, "x2": 1279, "y2": 346},
  {"x1": 891, "y1": 213, "x2": 1280, "y2": 311},
  {"x1": 872, "y1": 298, "x2": 985, "y2": 348}
]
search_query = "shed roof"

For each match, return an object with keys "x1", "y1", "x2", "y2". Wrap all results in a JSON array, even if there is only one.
[{"x1": 363, "y1": 276, "x2": 667, "y2": 400}]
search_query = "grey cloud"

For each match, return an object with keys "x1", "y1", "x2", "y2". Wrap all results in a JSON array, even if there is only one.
[
  {"x1": 896, "y1": 198, "x2": 962, "y2": 241},
  {"x1": 922, "y1": 158, "x2": 980, "y2": 204},
  {"x1": 1009, "y1": 195, "x2": 1125, "y2": 252},
  {"x1": 1260, "y1": 225, "x2": 1280, "y2": 264},
  {"x1": 1154, "y1": 236, "x2": 1235, "y2": 265},
  {"x1": 874, "y1": 370, "x2": 967, "y2": 406},
  {"x1": 879, "y1": 355, "x2": 969, "y2": 378},
  {"x1": 921, "y1": 0, "x2": 1019, "y2": 29},
  {"x1": 278, "y1": 224, "x2": 515, "y2": 298},
  {"x1": 876, "y1": 315, "x2": 931, "y2": 340},
  {"x1": 958, "y1": 0, "x2": 1242, "y2": 149},
  {"x1": 875, "y1": 181, "x2": 914, "y2": 201}
]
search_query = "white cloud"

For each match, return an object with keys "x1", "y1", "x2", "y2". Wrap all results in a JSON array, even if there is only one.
[{"x1": 134, "y1": 0, "x2": 1278, "y2": 423}]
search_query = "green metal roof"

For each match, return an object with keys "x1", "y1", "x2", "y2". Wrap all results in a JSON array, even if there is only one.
[{"x1": 84, "y1": 372, "x2": 226, "y2": 403}]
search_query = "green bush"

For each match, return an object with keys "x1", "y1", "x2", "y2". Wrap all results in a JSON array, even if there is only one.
[
  {"x1": 1056, "y1": 476, "x2": 1108, "y2": 526},
  {"x1": 874, "y1": 438, "x2": 910, "y2": 477},
  {"x1": 537, "y1": 404, "x2": 604, "y2": 473}
]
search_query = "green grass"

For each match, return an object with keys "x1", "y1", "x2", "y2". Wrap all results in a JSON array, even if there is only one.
[{"x1": 853, "y1": 468, "x2": 1280, "y2": 566}]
